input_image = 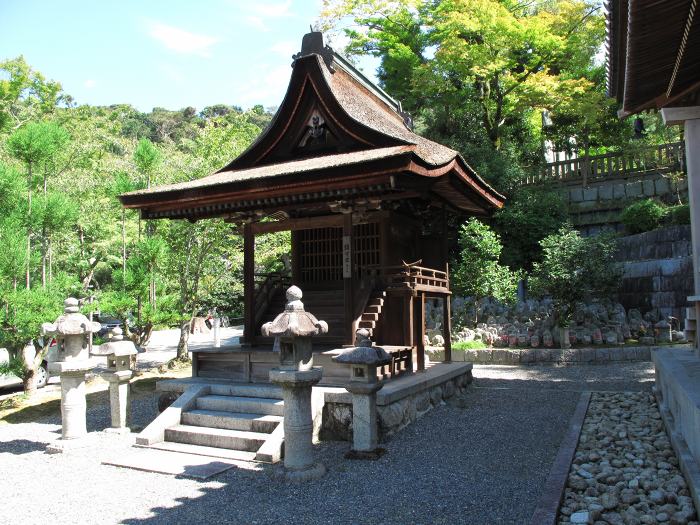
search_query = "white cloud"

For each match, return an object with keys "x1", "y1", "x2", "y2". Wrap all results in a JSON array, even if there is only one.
[
  {"x1": 84, "y1": 79, "x2": 96, "y2": 89},
  {"x1": 270, "y1": 40, "x2": 298, "y2": 58},
  {"x1": 244, "y1": 15, "x2": 270, "y2": 32},
  {"x1": 235, "y1": 64, "x2": 291, "y2": 107},
  {"x1": 148, "y1": 22, "x2": 219, "y2": 57}
]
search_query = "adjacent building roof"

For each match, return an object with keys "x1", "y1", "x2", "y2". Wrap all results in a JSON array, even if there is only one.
[
  {"x1": 607, "y1": 0, "x2": 700, "y2": 116},
  {"x1": 120, "y1": 32, "x2": 505, "y2": 220}
]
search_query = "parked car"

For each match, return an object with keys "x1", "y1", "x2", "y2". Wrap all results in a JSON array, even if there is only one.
[
  {"x1": 0, "y1": 342, "x2": 56, "y2": 390},
  {"x1": 94, "y1": 314, "x2": 123, "y2": 337}
]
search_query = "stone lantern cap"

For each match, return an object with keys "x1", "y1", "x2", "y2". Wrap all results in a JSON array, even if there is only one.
[
  {"x1": 261, "y1": 286, "x2": 328, "y2": 338},
  {"x1": 91, "y1": 328, "x2": 138, "y2": 357},
  {"x1": 333, "y1": 329, "x2": 392, "y2": 366},
  {"x1": 41, "y1": 298, "x2": 101, "y2": 337}
]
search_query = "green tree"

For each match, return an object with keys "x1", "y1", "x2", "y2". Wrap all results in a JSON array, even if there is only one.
[
  {"x1": 529, "y1": 227, "x2": 621, "y2": 325},
  {"x1": 494, "y1": 186, "x2": 569, "y2": 269},
  {"x1": 6, "y1": 121, "x2": 69, "y2": 289},
  {"x1": 452, "y1": 218, "x2": 521, "y2": 323},
  {"x1": 0, "y1": 56, "x2": 65, "y2": 132}
]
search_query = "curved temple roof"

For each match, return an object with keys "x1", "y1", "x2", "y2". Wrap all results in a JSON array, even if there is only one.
[
  {"x1": 120, "y1": 32, "x2": 505, "y2": 220},
  {"x1": 607, "y1": 0, "x2": 700, "y2": 116}
]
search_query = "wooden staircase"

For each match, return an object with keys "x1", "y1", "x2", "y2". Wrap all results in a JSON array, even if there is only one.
[{"x1": 357, "y1": 290, "x2": 386, "y2": 339}]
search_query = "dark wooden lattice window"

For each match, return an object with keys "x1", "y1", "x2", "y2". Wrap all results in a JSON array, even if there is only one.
[
  {"x1": 299, "y1": 227, "x2": 342, "y2": 282},
  {"x1": 353, "y1": 222, "x2": 379, "y2": 278}
]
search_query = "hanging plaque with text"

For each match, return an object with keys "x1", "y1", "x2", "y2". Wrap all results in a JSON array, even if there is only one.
[{"x1": 342, "y1": 235, "x2": 351, "y2": 278}]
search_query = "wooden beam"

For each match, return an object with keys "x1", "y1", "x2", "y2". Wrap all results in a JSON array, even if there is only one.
[
  {"x1": 251, "y1": 214, "x2": 344, "y2": 235},
  {"x1": 243, "y1": 223, "x2": 255, "y2": 344}
]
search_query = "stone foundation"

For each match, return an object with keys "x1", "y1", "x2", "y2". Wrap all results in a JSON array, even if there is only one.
[
  {"x1": 428, "y1": 345, "x2": 691, "y2": 365},
  {"x1": 320, "y1": 362, "x2": 472, "y2": 441},
  {"x1": 651, "y1": 348, "x2": 700, "y2": 514}
]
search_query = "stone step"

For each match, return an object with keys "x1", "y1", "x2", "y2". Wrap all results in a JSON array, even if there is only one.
[
  {"x1": 165, "y1": 424, "x2": 269, "y2": 452},
  {"x1": 361, "y1": 312, "x2": 379, "y2": 321},
  {"x1": 365, "y1": 304, "x2": 382, "y2": 314},
  {"x1": 208, "y1": 384, "x2": 283, "y2": 400},
  {"x1": 196, "y1": 395, "x2": 284, "y2": 416},
  {"x1": 139, "y1": 440, "x2": 257, "y2": 462},
  {"x1": 358, "y1": 320, "x2": 376, "y2": 329},
  {"x1": 182, "y1": 409, "x2": 282, "y2": 433}
]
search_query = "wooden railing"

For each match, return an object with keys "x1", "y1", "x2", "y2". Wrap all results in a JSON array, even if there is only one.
[
  {"x1": 372, "y1": 262, "x2": 450, "y2": 295},
  {"x1": 253, "y1": 271, "x2": 291, "y2": 329},
  {"x1": 526, "y1": 141, "x2": 685, "y2": 185}
]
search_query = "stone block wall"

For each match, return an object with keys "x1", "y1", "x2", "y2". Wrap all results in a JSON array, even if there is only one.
[
  {"x1": 614, "y1": 225, "x2": 693, "y2": 323},
  {"x1": 559, "y1": 173, "x2": 687, "y2": 235},
  {"x1": 320, "y1": 368, "x2": 472, "y2": 442}
]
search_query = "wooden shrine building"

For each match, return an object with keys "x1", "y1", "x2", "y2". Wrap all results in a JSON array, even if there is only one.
[{"x1": 120, "y1": 32, "x2": 505, "y2": 383}]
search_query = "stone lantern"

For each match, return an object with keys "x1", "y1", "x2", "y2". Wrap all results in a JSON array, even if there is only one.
[
  {"x1": 263, "y1": 285, "x2": 328, "y2": 481},
  {"x1": 42, "y1": 298, "x2": 101, "y2": 453},
  {"x1": 91, "y1": 327, "x2": 137, "y2": 433},
  {"x1": 333, "y1": 329, "x2": 392, "y2": 459}
]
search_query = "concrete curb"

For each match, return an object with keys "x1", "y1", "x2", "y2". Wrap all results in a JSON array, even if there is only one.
[{"x1": 529, "y1": 391, "x2": 592, "y2": 525}]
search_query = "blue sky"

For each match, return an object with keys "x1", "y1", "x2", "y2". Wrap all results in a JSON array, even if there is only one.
[{"x1": 0, "y1": 0, "x2": 377, "y2": 112}]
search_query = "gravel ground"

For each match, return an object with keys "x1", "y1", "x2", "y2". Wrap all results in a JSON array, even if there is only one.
[
  {"x1": 560, "y1": 391, "x2": 698, "y2": 525},
  {"x1": 0, "y1": 362, "x2": 654, "y2": 525}
]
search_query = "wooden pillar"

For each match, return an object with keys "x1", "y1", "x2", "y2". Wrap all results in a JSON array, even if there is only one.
[
  {"x1": 291, "y1": 230, "x2": 300, "y2": 284},
  {"x1": 343, "y1": 214, "x2": 354, "y2": 345},
  {"x1": 403, "y1": 296, "x2": 414, "y2": 347},
  {"x1": 243, "y1": 222, "x2": 255, "y2": 345},
  {"x1": 414, "y1": 292, "x2": 426, "y2": 371},
  {"x1": 443, "y1": 295, "x2": 452, "y2": 363},
  {"x1": 444, "y1": 261, "x2": 451, "y2": 362}
]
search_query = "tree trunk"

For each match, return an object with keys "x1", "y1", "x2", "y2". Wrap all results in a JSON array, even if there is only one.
[
  {"x1": 176, "y1": 320, "x2": 191, "y2": 361},
  {"x1": 26, "y1": 162, "x2": 32, "y2": 290},
  {"x1": 22, "y1": 370, "x2": 37, "y2": 394},
  {"x1": 122, "y1": 209, "x2": 126, "y2": 283},
  {"x1": 41, "y1": 234, "x2": 46, "y2": 289},
  {"x1": 48, "y1": 240, "x2": 52, "y2": 283}
]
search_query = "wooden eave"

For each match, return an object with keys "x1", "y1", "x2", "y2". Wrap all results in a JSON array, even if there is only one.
[
  {"x1": 121, "y1": 149, "x2": 503, "y2": 221},
  {"x1": 608, "y1": 0, "x2": 700, "y2": 116}
]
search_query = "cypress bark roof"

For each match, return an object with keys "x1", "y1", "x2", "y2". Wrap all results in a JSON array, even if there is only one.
[{"x1": 120, "y1": 32, "x2": 505, "y2": 219}]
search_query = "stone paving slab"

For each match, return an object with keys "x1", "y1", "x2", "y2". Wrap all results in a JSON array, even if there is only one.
[{"x1": 102, "y1": 448, "x2": 240, "y2": 479}]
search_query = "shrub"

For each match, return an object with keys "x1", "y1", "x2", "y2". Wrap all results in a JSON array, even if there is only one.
[
  {"x1": 620, "y1": 199, "x2": 667, "y2": 234},
  {"x1": 667, "y1": 204, "x2": 690, "y2": 225},
  {"x1": 452, "y1": 219, "x2": 521, "y2": 323},
  {"x1": 529, "y1": 227, "x2": 621, "y2": 326}
]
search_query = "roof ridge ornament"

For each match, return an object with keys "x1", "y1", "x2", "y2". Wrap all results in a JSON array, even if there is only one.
[{"x1": 292, "y1": 31, "x2": 335, "y2": 73}]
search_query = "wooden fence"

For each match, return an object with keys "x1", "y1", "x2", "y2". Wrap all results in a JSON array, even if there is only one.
[{"x1": 525, "y1": 142, "x2": 685, "y2": 185}]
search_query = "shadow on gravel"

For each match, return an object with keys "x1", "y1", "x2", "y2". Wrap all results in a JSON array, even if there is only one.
[
  {"x1": 473, "y1": 362, "x2": 655, "y2": 392},
  {"x1": 0, "y1": 375, "x2": 174, "y2": 426},
  {"x1": 0, "y1": 438, "x2": 48, "y2": 454}
]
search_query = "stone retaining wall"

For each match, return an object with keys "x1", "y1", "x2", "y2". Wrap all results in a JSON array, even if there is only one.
[
  {"x1": 320, "y1": 366, "x2": 472, "y2": 441},
  {"x1": 425, "y1": 346, "x2": 678, "y2": 365},
  {"x1": 615, "y1": 225, "x2": 693, "y2": 324},
  {"x1": 559, "y1": 173, "x2": 687, "y2": 235}
]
